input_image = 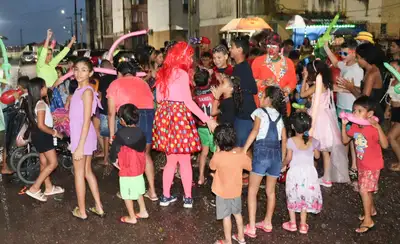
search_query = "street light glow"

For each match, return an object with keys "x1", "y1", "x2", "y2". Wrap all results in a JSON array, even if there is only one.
[
  {"x1": 81, "y1": 17, "x2": 84, "y2": 22},
  {"x1": 61, "y1": 9, "x2": 65, "y2": 14},
  {"x1": 63, "y1": 26, "x2": 66, "y2": 29}
]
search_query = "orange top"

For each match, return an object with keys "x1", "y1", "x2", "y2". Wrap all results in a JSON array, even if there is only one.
[
  {"x1": 210, "y1": 148, "x2": 252, "y2": 199},
  {"x1": 251, "y1": 55, "x2": 296, "y2": 114}
]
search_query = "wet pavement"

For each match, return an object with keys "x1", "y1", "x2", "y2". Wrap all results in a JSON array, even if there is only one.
[{"x1": 1, "y1": 150, "x2": 400, "y2": 244}]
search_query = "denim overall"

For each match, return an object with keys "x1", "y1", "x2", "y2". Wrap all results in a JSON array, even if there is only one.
[{"x1": 252, "y1": 108, "x2": 282, "y2": 177}]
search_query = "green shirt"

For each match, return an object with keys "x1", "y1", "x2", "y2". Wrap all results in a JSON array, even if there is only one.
[
  {"x1": 0, "y1": 86, "x2": 5, "y2": 131},
  {"x1": 36, "y1": 47, "x2": 70, "y2": 87}
]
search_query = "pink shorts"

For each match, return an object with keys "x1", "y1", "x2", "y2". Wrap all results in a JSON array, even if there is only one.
[{"x1": 358, "y1": 170, "x2": 380, "y2": 193}]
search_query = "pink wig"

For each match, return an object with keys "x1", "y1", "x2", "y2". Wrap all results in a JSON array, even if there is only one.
[{"x1": 156, "y1": 41, "x2": 194, "y2": 97}]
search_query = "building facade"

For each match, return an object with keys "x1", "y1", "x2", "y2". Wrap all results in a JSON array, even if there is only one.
[{"x1": 86, "y1": 0, "x2": 400, "y2": 50}]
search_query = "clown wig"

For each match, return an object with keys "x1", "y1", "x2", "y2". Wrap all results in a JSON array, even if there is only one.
[{"x1": 155, "y1": 41, "x2": 194, "y2": 97}]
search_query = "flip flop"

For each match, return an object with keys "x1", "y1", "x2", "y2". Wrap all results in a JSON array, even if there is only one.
[
  {"x1": 358, "y1": 212, "x2": 377, "y2": 221},
  {"x1": 120, "y1": 216, "x2": 137, "y2": 225},
  {"x1": 144, "y1": 192, "x2": 158, "y2": 201},
  {"x1": 72, "y1": 207, "x2": 88, "y2": 220},
  {"x1": 282, "y1": 221, "x2": 297, "y2": 232},
  {"x1": 26, "y1": 190, "x2": 47, "y2": 202},
  {"x1": 355, "y1": 224, "x2": 375, "y2": 233},
  {"x1": 44, "y1": 186, "x2": 65, "y2": 196},
  {"x1": 243, "y1": 224, "x2": 257, "y2": 238},
  {"x1": 299, "y1": 223, "x2": 309, "y2": 234},
  {"x1": 214, "y1": 240, "x2": 224, "y2": 244},
  {"x1": 232, "y1": 234, "x2": 246, "y2": 244},
  {"x1": 88, "y1": 207, "x2": 106, "y2": 218},
  {"x1": 135, "y1": 213, "x2": 149, "y2": 219},
  {"x1": 255, "y1": 221, "x2": 273, "y2": 233}
]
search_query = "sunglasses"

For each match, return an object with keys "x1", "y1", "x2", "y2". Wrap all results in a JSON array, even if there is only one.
[
  {"x1": 339, "y1": 51, "x2": 355, "y2": 57},
  {"x1": 267, "y1": 45, "x2": 279, "y2": 49}
]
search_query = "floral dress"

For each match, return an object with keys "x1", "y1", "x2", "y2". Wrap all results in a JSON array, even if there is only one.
[{"x1": 285, "y1": 138, "x2": 323, "y2": 213}]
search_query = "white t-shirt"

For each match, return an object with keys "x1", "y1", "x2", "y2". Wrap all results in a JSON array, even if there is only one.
[
  {"x1": 35, "y1": 100, "x2": 53, "y2": 128},
  {"x1": 251, "y1": 107, "x2": 284, "y2": 141},
  {"x1": 336, "y1": 61, "x2": 364, "y2": 110}
]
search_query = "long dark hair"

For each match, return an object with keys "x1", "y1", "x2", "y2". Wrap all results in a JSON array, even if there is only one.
[
  {"x1": 26, "y1": 77, "x2": 46, "y2": 128},
  {"x1": 290, "y1": 112, "x2": 312, "y2": 145},
  {"x1": 306, "y1": 60, "x2": 333, "y2": 90},
  {"x1": 264, "y1": 86, "x2": 290, "y2": 135}
]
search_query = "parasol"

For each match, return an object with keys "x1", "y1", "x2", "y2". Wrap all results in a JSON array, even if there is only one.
[{"x1": 220, "y1": 17, "x2": 273, "y2": 32}]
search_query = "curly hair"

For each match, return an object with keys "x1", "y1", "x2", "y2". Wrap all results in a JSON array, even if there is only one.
[
  {"x1": 250, "y1": 29, "x2": 282, "y2": 51},
  {"x1": 264, "y1": 86, "x2": 290, "y2": 135},
  {"x1": 155, "y1": 41, "x2": 194, "y2": 97}
]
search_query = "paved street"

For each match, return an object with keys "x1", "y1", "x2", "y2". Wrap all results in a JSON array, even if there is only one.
[{"x1": 0, "y1": 149, "x2": 399, "y2": 244}]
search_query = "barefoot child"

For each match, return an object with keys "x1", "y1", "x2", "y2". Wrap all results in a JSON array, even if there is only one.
[
  {"x1": 341, "y1": 96, "x2": 388, "y2": 233},
  {"x1": 70, "y1": 57, "x2": 104, "y2": 219},
  {"x1": 110, "y1": 104, "x2": 149, "y2": 224},
  {"x1": 283, "y1": 112, "x2": 322, "y2": 234},
  {"x1": 211, "y1": 124, "x2": 251, "y2": 244}
]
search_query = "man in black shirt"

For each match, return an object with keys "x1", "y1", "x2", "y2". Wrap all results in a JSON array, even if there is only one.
[
  {"x1": 98, "y1": 60, "x2": 117, "y2": 166},
  {"x1": 230, "y1": 36, "x2": 258, "y2": 147}
]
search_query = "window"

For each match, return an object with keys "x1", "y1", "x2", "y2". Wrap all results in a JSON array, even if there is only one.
[
  {"x1": 381, "y1": 23, "x2": 387, "y2": 35},
  {"x1": 183, "y1": 0, "x2": 188, "y2": 12}
]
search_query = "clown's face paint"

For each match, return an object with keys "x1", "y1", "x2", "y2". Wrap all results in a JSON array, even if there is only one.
[{"x1": 267, "y1": 45, "x2": 280, "y2": 58}]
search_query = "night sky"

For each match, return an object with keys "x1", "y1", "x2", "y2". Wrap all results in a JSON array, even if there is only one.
[{"x1": 0, "y1": 0, "x2": 86, "y2": 45}]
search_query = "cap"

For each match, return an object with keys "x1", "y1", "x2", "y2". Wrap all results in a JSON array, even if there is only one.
[
  {"x1": 201, "y1": 37, "x2": 211, "y2": 45},
  {"x1": 355, "y1": 31, "x2": 375, "y2": 44}
]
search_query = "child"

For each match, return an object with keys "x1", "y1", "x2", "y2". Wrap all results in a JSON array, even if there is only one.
[
  {"x1": 324, "y1": 39, "x2": 364, "y2": 179},
  {"x1": 193, "y1": 68, "x2": 216, "y2": 185},
  {"x1": 242, "y1": 86, "x2": 288, "y2": 237},
  {"x1": 25, "y1": 78, "x2": 64, "y2": 201},
  {"x1": 341, "y1": 96, "x2": 388, "y2": 233},
  {"x1": 70, "y1": 57, "x2": 104, "y2": 219},
  {"x1": 110, "y1": 104, "x2": 149, "y2": 224},
  {"x1": 210, "y1": 124, "x2": 251, "y2": 244},
  {"x1": 200, "y1": 52, "x2": 213, "y2": 70},
  {"x1": 210, "y1": 45, "x2": 233, "y2": 86},
  {"x1": 283, "y1": 112, "x2": 322, "y2": 234},
  {"x1": 301, "y1": 60, "x2": 350, "y2": 187},
  {"x1": 211, "y1": 75, "x2": 242, "y2": 125}
]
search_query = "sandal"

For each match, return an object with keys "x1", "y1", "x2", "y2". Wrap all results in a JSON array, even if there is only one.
[
  {"x1": 120, "y1": 216, "x2": 137, "y2": 225},
  {"x1": 72, "y1": 207, "x2": 87, "y2": 220},
  {"x1": 389, "y1": 163, "x2": 400, "y2": 172},
  {"x1": 355, "y1": 223, "x2": 375, "y2": 233},
  {"x1": 44, "y1": 186, "x2": 65, "y2": 196},
  {"x1": 255, "y1": 221, "x2": 273, "y2": 233},
  {"x1": 358, "y1": 212, "x2": 377, "y2": 221},
  {"x1": 299, "y1": 223, "x2": 309, "y2": 234},
  {"x1": 144, "y1": 192, "x2": 158, "y2": 201},
  {"x1": 243, "y1": 224, "x2": 256, "y2": 238},
  {"x1": 135, "y1": 212, "x2": 149, "y2": 219},
  {"x1": 282, "y1": 221, "x2": 297, "y2": 232},
  {"x1": 88, "y1": 207, "x2": 105, "y2": 218},
  {"x1": 232, "y1": 234, "x2": 246, "y2": 244},
  {"x1": 214, "y1": 240, "x2": 224, "y2": 244},
  {"x1": 26, "y1": 190, "x2": 47, "y2": 202}
]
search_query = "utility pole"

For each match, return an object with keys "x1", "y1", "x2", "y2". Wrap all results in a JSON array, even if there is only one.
[
  {"x1": 74, "y1": 0, "x2": 78, "y2": 43},
  {"x1": 80, "y1": 8, "x2": 84, "y2": 48},
  {"x1": 20, "y1": 29, "x2": 23, "y2": 46}
]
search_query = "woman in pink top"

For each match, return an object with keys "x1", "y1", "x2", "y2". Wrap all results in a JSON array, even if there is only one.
[
  {"x1": 107, "y1": 61, "x2": 158, "y2": 201},
  {"x1": 153, "y1": 42, "x2": 217, "y2": 208}
]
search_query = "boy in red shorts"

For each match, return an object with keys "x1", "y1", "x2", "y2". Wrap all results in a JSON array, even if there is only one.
[{"x1": 341, "y1": 96, "x2": 388, "y2": 234}]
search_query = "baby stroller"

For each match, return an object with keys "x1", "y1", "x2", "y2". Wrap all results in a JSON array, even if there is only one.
[{"x1": 15, "y1": 108, "x2": 73, "y2": 185}]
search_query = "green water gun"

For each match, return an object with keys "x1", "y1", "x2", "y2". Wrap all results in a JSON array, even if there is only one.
[
  {"x1": 384, "y1": 62, "x2": 400, "y2": 94},
  {"x1": 314, "y1": 13, "x2": 340, "y2": 59}
]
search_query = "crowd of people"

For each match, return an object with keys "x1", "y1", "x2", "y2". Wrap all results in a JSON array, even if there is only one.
[{"x1": 1, "y1": 28, "x2": 400, "y2": 244}]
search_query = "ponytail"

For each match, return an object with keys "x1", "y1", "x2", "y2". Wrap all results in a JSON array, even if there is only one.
[
  {"x1": 302, "y1": 131, "x2": 309, "y2": 145},
  {"x1": 230, "y1": 76, "x2": 243, "y2": 114}
]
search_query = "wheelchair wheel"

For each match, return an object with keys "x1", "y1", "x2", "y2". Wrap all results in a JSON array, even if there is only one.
[
  {"x1": 16, "y1": 152, "x2": 40, "y2": 185},
  {"x1": 10, "y1": 147, "x2": 29, "y2": 172}
]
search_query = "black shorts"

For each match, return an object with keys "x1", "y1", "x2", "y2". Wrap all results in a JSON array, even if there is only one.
[
  {"x1": 31, "y1": 128, "x2": 54, "y2": 153},
  {"x1": 392, "y1": 107, "x2": 400, "y2": 123},
  {"x1": 0, "y1": 131, "x2": 4, "y2": 148}
]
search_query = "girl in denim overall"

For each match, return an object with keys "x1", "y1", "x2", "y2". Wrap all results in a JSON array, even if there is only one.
[{"x1": 242, "y1": 86, "x2": 288, "y2": 238}]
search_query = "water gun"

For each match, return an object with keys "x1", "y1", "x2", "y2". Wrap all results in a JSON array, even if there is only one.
[
  {"x1": 292, "y1": 103, "x2": 305, "y2": 109},
  {"x1": 314, "y1": 13, "x2": 340, "y2": 59},
  {"x1": 384, "y1": 62, "x2": 400, "y2": 94},
  {"x1": 0, "y1": 38, "x2": 11, "y2": 84}
]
